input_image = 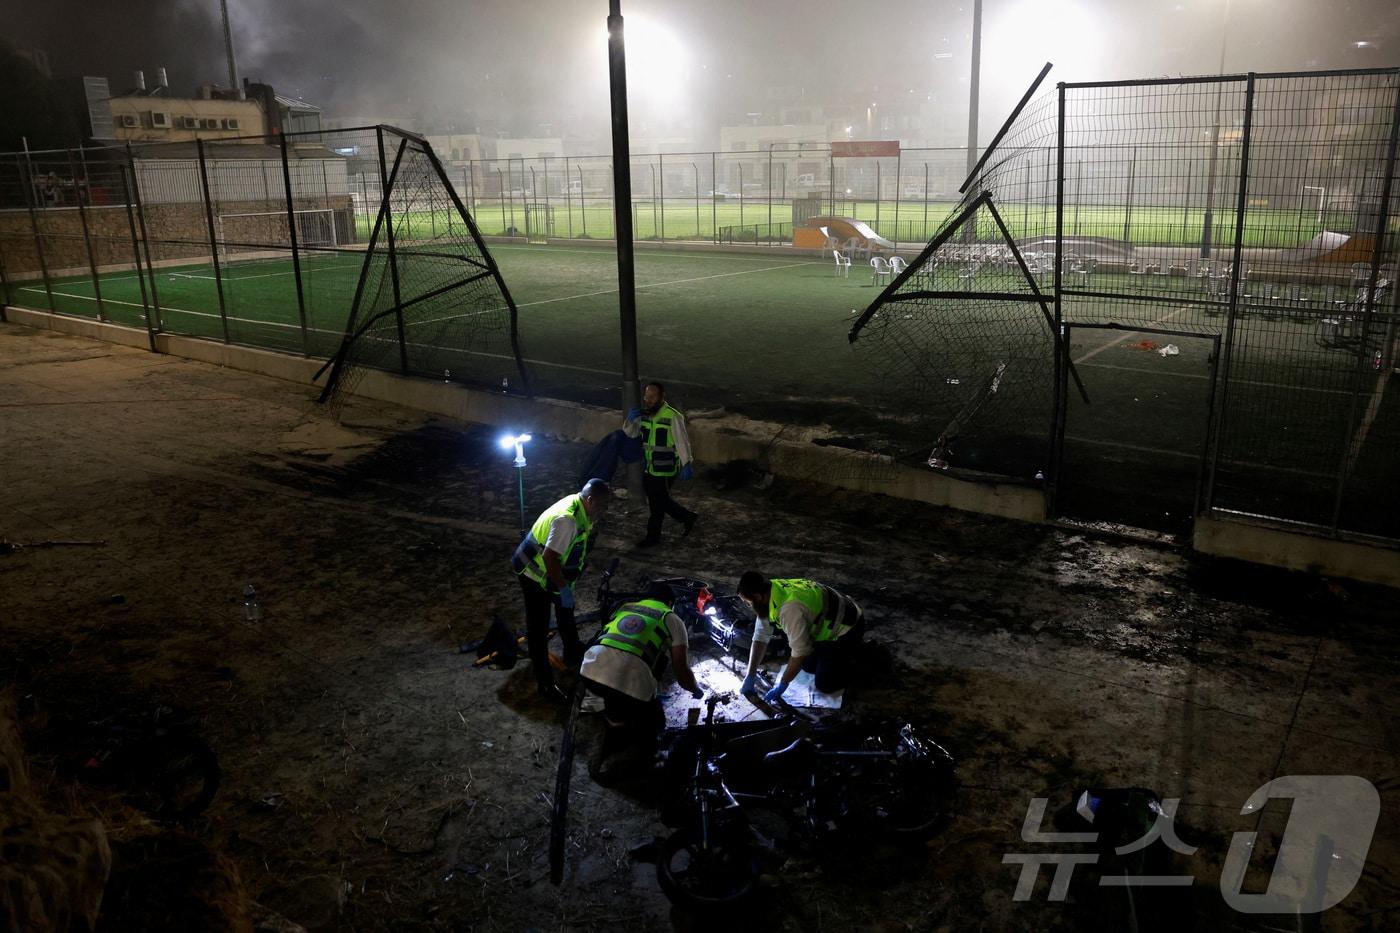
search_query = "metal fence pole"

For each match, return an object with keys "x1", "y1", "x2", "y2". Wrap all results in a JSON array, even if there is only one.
[
  {"x1": 766, "y1": 145, "x2": 773, "y2": 238},
  {"x1": 563, "y1": 158, "x2": 573, "y2": 239},
  {"x1": 579, "y1": 164, "x2": 587, "y2": 238},
  {"x1": 375, "y1": 127, "x2": 409, "y2": 373},
  {"x1": 1329, "y1": 79, "x2": 1400, "y2": 533},
  {"x1": 67, "y1": 148, "x2": 106, "y2": 321},
  {"x1": 466, "y1": 163, "x2": 475, "y2": 224},
  {"x1": 1123, "y1": 145, "x2": 1136, "y2": 244},
  {"x1": 0, "y1": 233, "x2": 11, "y2": 321},
  {"x1": 1204, "y1": 73, "x2": 1257, "y2": 515},
  {"x1": 693, "y1": 161, "x2": 699, "y2": 239},
  {"x1": 19, "y1": 156, "x2": 57, "y2": 312},
  {"x1": 543, "y1": 155, "x2": 552, "y2": 239},
  {"x1": 116, "y1": 162, "x2": 155, "y2": 350},
  {"x1": 711, "y1": 151, "x2": 717, "y2": 239},
  {"x1": 1048, "y1": 83, "x2": 1068, "y2": 510},
  {"x1": 658, "y1": 153, "x2": 665, "y2": 240},
  {"x1": 875, "y1": 161, "x2": 881, "y2": 231},
  {"x1": 828, "y1": 151, "x2": 835, "y2": 214},
  {"x1": 279, "y1": 134, "x2": 311, "y2": 356},
  {"x1": 126, "y1": 144, "x2": 162, "y2": 331},
  {"x1": 195, "y1": 139, "x2": 231, "y2": 343},
  {"x1": 923, "y1": 163, "x2": 929, "y2": 237},
  {"x1": 893, "y1": 152, "x2": 901, "y2": 242}
]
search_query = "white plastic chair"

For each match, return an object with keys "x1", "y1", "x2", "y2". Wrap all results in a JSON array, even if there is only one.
[
  {"x1": 888, "y1": 256, "x2": 908, "y2": 277},
  {"x1": 832, "y1": 249, "x2": 851, "y2": 277},
  {"x1": 870, "y1": 256, "x2": 892, "y2": 285}
]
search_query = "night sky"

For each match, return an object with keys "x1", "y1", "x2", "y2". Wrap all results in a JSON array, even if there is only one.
[{"x1": 8, "y1": 0, "x2": 1400, "y2": 142}]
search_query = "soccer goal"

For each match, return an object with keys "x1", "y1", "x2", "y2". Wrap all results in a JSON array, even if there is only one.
[
  {"x1": 524, "y1": 202, "x2": 556, "y2": 242},
  {"x1": 216, "y1": 208, "x2": 339, "y2": 263},
  {"x1": 1300, "y1": 185, "x2": 1327, "y2": 223}
]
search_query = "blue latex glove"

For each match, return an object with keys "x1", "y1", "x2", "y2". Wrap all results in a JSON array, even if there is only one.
[
  {"x1": 763, "y1": 679, "x2": 789, "y2": 704},
  {"x1": 557, "y1": 585, "x2": 575, "y2": 610},
  {"x1": 679, "y1": 463, "x2": 694, "y2": 481},
  {"x1": 740, "y1": 673, "x2": 758, "y2": 695},
  {"x1": 626, "y1": 407, "x2": 642, "y2": 422}
]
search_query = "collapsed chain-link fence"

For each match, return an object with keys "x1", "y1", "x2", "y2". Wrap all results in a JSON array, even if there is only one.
[
  {"x1": 850, "y1": 66, "x2": 1399, "y2": 538},
  {"x1": 0, "y1": 125, "x2": 527, "y2": 396},
  {"x1": 3, "y1": 68, "x2": 1397, "y2": 542}
]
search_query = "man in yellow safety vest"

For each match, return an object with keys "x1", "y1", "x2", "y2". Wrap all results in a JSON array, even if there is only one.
[
  {"x1": 626, "y1": 382, "x2": 698, "y2": 548},
  {"x1": 580, "y1": 582, "x2": 703, "y2": 751},
  {"x1": 511, "y1": 478, "x2": 612, "y2": 703},
  {"x1": 735, "y1": 571, "x2": 865, "y2": 704}
]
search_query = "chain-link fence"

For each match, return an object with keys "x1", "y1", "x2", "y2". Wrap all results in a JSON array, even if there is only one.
[
  {"x1": 3, "y1": 70, "x2": 1397, "y2": 543},
  {"x1": 851, "y1": 67, "x2": 1399, "y2": 540},
  {"x1": 0, "y1": 125, "x2": 527, "y2": 394}
]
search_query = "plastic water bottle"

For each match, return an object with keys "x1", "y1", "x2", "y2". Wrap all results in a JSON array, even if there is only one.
[
  {"x1": 501, "y1": 376, "x2": 509, "y2": 394},
  {"x1": 444, "y1": 369, "x2": 451, "y2": 383},
  {"x1": 242, "y1": 583, "x2": 260, "y2": 623}
]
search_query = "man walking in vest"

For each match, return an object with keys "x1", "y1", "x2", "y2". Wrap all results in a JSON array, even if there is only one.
[
  {"x1": 735, "y1": 571, "x2": 865, "y2": 702},
  {"x1": 627, "y1": 382, "x2": 697, "y2": 548},
  {"x1": 512, "y1": 479, "x2": 612, "y2": 703},
  {"x1": 580, "y1": 582, "x2": 703, "y2": 756}
]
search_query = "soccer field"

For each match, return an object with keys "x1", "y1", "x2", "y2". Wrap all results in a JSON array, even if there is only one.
[
  {"x1": 7, "y1": 239, "x2": 1396, "y2": 534},
  {"x1": 361, "y1": 200, "x2": 1391, "y2": 250}
]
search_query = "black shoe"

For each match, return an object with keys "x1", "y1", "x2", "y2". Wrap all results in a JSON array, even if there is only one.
[
  {"x1": 635, "y1": 537, "x2": 660, "y2": 549},
  {"x1": 681, "y1": 514, "x2": 698, "y2": 537},
  {"x1": 537, "y1": 684, "x2": 570, "y2": 705}
]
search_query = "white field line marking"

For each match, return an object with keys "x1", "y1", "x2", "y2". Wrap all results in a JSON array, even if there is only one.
[
  {"x1": 167, "y1": 261, "x2": 364, "y2": 282},
  {"x1": 491, "y1": 243, "x2": 826, "y2": 265},
  {"x1": 404, "y1": 259, "x2": 817, "y2": 330},
  {"x1": 1065, "y1": 434, "x2": 1338, "y2": 480},
  {"x1": 1072, "y1": 307, "x2": 1189, "y2": 365},
  {"x1": 1079, "y1": 361, "x2": 1357, "y2": 398},
  {"x1": 17, "y1": 287, "x2": 341, "y2": 335}
]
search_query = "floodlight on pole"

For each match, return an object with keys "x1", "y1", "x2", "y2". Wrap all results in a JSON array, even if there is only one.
[{"x1": 499, "y1": 432, "x2": 532, "y2": 532}]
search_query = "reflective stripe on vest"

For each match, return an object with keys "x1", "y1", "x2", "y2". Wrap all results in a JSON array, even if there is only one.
[
  {"x1": 511, "y1": 493, "x2": 594, "y2": 587},
  {"x1": 769, "y1": 578, "x2": 851, "y2": 642},
  {"x1": 598, "y1": 599, "x2": 672, "y2": 669},
  {"x1": 641, "y1": 404, "x2": 681, "y2": 477}
]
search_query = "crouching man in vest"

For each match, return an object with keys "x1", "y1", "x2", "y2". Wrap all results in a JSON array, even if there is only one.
[
  {"x1": 580, "y1": 582, "x2": 703, "y2": 758},
  {"x1": 512, "y1": 479, "x2": 612, "y2": 704},
  {"x1": 735, "y1": 571, "x2": 865, "y2": 704}
]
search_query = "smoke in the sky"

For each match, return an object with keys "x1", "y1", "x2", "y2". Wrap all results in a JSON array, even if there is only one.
[{"x1": 8, "y1": 0, "x2": 1399, "y2": 146}]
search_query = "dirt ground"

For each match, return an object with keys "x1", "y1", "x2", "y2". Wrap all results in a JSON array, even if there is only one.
[{"x1": 2, "y1": 320, "x2": 1398, "y2": 932}]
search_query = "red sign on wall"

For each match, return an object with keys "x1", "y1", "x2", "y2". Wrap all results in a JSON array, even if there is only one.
[{"x1": 829, "y1": 140, "x2": 901, "y2": 158}]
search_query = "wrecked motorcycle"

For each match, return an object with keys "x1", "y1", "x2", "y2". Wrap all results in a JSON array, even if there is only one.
[{"x1": 645, "y1": 694, "x2": 956, "y2": 910}]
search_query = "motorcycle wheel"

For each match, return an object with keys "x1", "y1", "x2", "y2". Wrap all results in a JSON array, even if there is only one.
[
  {"x1": 655, "y1": 827, "x2": 760, "y2": 911},
  {"x1": 850, "y1": 743, "x2": 955, "y2": 841}
]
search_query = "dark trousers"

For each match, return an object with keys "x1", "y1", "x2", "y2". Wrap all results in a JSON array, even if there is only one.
[
  {"x1": 518, "y1": 575, "x2": 582, "y2": 690},
  {"x1": 643, "y1": 471, "x2": 696, "y2": 542},
  {"x1": 583, "y1": 679, "x2": 666, "y2": 750},
  {"x1": 800, "y1": 615, "x2": 866, "y2": 694}
]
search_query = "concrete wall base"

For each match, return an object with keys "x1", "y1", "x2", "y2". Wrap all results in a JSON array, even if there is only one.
[
  {"x1": 1193, "y1": 513, "x2": 1400, "y2": 589},
  {"x1": 26, "y1": 304, "x2": 1400, "y2": 589}
]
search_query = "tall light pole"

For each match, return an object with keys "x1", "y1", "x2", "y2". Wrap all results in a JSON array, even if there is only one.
[
  {"x1": 219, "y1": 0, "x2": 243, "y2": 99},
  {"x1": 966, "y1": 0, "x2": 983, "y2": 181},
  {"x1": 1200, "y1": 0, "x2": 1231, "y2": 258},
  {"x1": 607, "y1": 0, "x2": 641, "y2": 417}
]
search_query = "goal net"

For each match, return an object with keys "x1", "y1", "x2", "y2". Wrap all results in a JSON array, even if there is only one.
[{"x1": 216, "y1": 208, "x2": 339, "y2": 263}]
